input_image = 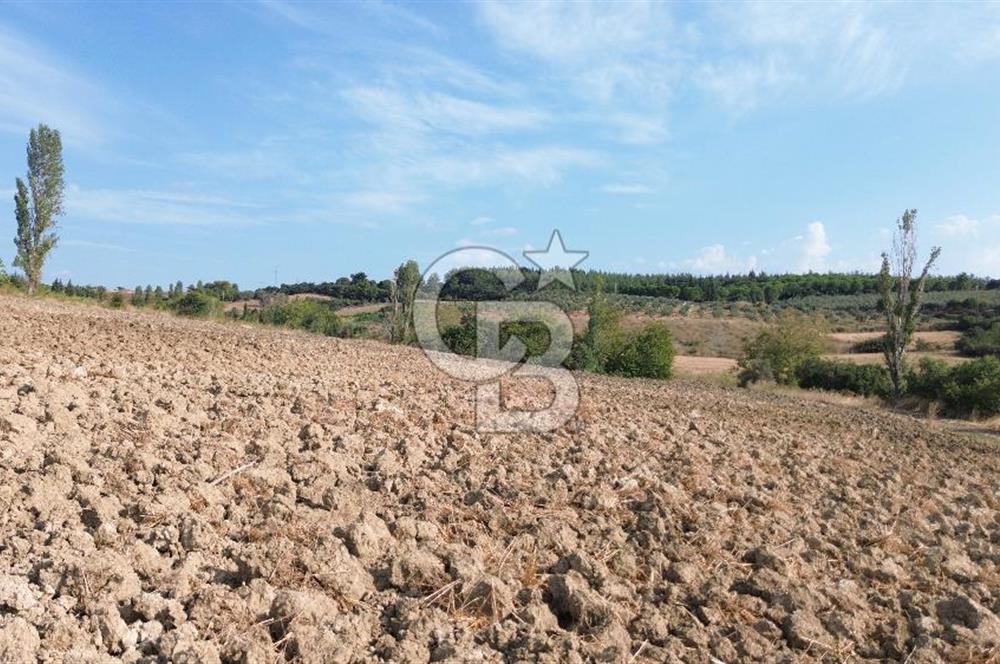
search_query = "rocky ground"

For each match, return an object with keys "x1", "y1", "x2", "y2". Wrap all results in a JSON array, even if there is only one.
[{"x1": 0, "y1": 296, "x2": 997, "y2": 663}]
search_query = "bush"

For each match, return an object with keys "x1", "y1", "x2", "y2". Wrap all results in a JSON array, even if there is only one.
[
  {"x1": 738, "y1": 312, "x2": 829, "y2": 386},
  {"x1": 259, "y1": 299, "x2": 341, "y2": 336},
  {"x1": 795, "y1": 359, "x2": 891, "y2": 397},
  {"x1": 441, "y1": 314, "x2": 477, "y2": 357},
  {"x1": 441, "y1": 316, "x2": 557, "y2": 365},
  {"x1": 851, "y1": 335, "x2": 888, "y2": 354},
  {"x1": 955, "y1": 320, "x2": 1000, "y2": 358},
  {"x1": 173, "y1": 291, "x2": 222, "y2": 318},
  {"x1": 108, "y1": 292, "x2": 126, "y2": 309},
  {"x1": 607, "y1": 325, "x2": 675, "y2": 379},
  {"x1": 907, "y1": 356, "x2": 1000, "y2": 417},
  {"x1": 570, "y1": 290, "x2": 625, "y2": 372},
  {"x1": 500, "y1": 320, "x2": 552, "y2": 360}
]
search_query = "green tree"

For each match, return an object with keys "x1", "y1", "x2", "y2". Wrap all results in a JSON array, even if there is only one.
[
  {"x1": 879, "y1": 209, "x2": 941, "y2": 401},
  {"x1": 575, "y1": 284, "x2": 623, "y2": 372},
  {"x1": 389, "y1": 260, "x2": 421, "y2": 343},
  {"x1": 738, "y1": 311, "x2": 829, "y2": 386},
  {"x1": 13, "y1": 124, "x2": 64, "y2": 295}
]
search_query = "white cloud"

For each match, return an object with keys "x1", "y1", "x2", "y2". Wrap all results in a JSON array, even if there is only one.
[
  {"x1": 697, "y1": 56, "x2": 792, "y2": 112},
  {"x1": 935, "y1": 214, "x2": 981, "y2": 237},
  {"x1": 478, "y1": 0, "x2": 665, "y2": 63},
  {"x1": 470, "y1": 216, "x2": 493, "y2": 226},
  {"x1": 484, "y1": 226, "x2": 517, "y2": 237},
  {"x1": 341, "y1": 190, "x2": 425, "y2": 214},
  {"x1": 683, "y1": 244, "x2": 756, "y2": 273},
  {"x1": 607, "y1": 113, "x2": 669, "y2": 145},
  {"x1": 343, "y1": 86, "x2": 549, "y2": 136},
  {"x1": 67, "y1": 185, "x2": 265, "y2": 226},
  {"x1": 424, "y1": 147, "x2": 600, "y2": 186},
  {"x1": 600, "y1": 183, "x2": 652, "y2": 195},
  {"x1": 0, "y1": 28, "x2": 108, "y2": 146},
  {"x1": 798, "y1": 221, "x2": 831, "y2": 271}
]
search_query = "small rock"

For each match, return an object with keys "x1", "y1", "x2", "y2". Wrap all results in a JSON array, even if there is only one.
[
  {"x1": 0, "y1": 617, "x2": 40, "y2": 664},
  {"x1": 344, "y1": 513, "x2": 394, "y2": 561},
  {"x1": 783, "y1": 609, "x2": 831, "y2": 650},
  {"x1": 0, "y1": 575, "x2": 37, "y2": 612}
]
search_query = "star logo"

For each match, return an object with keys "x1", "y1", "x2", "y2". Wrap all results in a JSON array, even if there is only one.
[{"x1": 523, "y1": 230, "x2": 589, "y2": 291}]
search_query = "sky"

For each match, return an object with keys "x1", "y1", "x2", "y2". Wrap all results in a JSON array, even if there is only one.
[{"x1": 1, "y1": 1, "x2": 999, "y2": 290}]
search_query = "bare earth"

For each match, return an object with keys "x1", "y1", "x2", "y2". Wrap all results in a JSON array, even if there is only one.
[{"x1": 1, "y1": 296, "x2": 997, "y2": 663}]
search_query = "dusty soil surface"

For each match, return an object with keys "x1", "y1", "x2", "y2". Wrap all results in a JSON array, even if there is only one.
[
  {"x1": 673, "y1": 356, "x2": 738, "y2": 376},
  {"x1": 1, "y1": 296, "x2": 997, "y2": 663}
]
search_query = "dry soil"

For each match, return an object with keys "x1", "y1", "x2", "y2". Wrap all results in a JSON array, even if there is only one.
[{"x1": 0, "y1": 296, "x2": 997, "y2": 663}]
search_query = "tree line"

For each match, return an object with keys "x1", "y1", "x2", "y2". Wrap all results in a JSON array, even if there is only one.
[{"x1": 436, "y1": 267, "x2": 997, "y2": 304}]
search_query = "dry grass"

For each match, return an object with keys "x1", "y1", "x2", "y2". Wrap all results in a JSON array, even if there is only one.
[
  {"x1": 828, "y1": 330, "x2": 961, "y2": 353},
  {"x1": 673, "y1": 355, "x2": 737, "y2": 376},
  {"x1": 825, "y1": 351, "x2": 967, "y2": 366}
]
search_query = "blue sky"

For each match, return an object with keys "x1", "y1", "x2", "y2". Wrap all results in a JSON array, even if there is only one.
[{"x1": 1, "y1": 1, "x2": 999, "y2": 289}]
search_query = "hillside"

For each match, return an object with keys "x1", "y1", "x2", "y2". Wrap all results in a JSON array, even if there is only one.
[{"x1": 0, "y1": 296, "x2": 997, "y2": 662}]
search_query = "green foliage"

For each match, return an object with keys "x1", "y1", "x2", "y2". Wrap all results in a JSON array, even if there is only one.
[
  {"x1": 907, "y1": 357, "x2": 1000, "y2": 417},
  {"x1": 441, "y1": 314, "x2": 477, "y2": 357},
  {"x1": 389, "y1": 260, "x2": 421, "y2": 343},
  {"x1": 956, "y1": 320, "x2": 1000, "y2": 358},
  {"x1": 12, "y1": 125, "x2": 64, "y2": 295},
  {"x1": 738, "y1": 312, "x2": 829, "y2": 386},
  {"x1": 572, "y1": 288, "x2": 624, "y2": 372},
  {"x1": 879, "y1": 209, "x2": 941, "y2": 400},
  {"x1": 258, "y1": 299, "x2": 341, "y2": 336},
  {"x1": 795, "y1": 359, "x2": 891, "y2": 397},
  {"x1": 606, "y1": 325, "x2": 675, "y2": 379},
  {"x1": 108, "y1": 292, "x2": 126, "y2": 309},
  {"x1": 440, "y1": 316, "x2": 553, "y2": 363},
  {"x1": 851, "y1": 335, "x2": 888, "y2": 354},
  {"x1": 172, "y1": 291, "x2": 222, "y2": 318},
  {"x1": 500, "y1": 320, "x2": 551, "y2": 359}
]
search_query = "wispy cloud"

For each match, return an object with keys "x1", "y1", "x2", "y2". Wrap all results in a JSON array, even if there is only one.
[
  {"x1": 423, "y1": 147, "x2": 600, "y2": 186},
  {"x1": 61, "y1": 239, "x2": 133, "y2": 253},
  {"x1": 67, "y1": 185, "x2": 266, "y2": 226},
  {"x1": 935, "y1": 214, "x2": 981, "y2": 237},
  {"x1": 340, "y1": 189, "x2": 425, "y2": 214},
  {"x1": 483, "y1": 226, "x2": 517, "y2": 237},
  {"x1": 470, "y1": 216, "x2": 493, "y2": 226},
  {"x1": 0, "y1": 27, "x2": 108, "y2": 146},
  {"x1": 600, "y1": 183, "x2": 652, "y2": 195},
  {"x1": 343, "y1": 86, "x2": 549, "y2": 136}
]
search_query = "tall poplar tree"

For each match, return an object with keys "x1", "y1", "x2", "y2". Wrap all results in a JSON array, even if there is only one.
[{"x1": 13, "y1": 124, "x2": 64, "y2": 295}]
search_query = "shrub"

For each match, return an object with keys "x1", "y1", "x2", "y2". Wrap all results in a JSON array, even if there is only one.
[
  {"x1": 906, "y1": 357, "x2": 951, "y2": 401},
  {"x1": 738, "y1": 312, "x2": 829, "y2": 386},
  {"x1": 442, "y1": 316, "x2": 558, "y2": 365},
  {"x1": 441, "y1": 314, "x2": 477, "y2": 357},
  {"x1": 955, "y1": 320, "x2": 1000, "y2": 358},
  {"x1": 795, "y1": 359, "x2": 891, "y2": 397},
  {"x1": 173, "y1": 291, "x2": 221, "y2": 318},
  {"x1": 108, "y1": 292, "x2": 126, "y2": 309},
  {"x1": 570, "y1": 290, "x2": 625, "y2": 372},
  {"x1": 851, "y1": 335, "x2": 888, "y2": 354},
  {"x1": 607, "y1": 325, "x2": 675, "y2": 379},
  {"x1": 259, "y1": 299, "x2": 341, "y2": 336},
  {"x1": 907, "y1": 356, "x2": 1000, "y2": 417},
  {"x1": 500, "y1": 320, "x2": 552, "y2": 360}
]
